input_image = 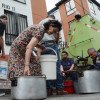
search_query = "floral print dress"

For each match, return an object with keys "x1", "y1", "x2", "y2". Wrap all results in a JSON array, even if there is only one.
[{"x1": 8, "y1": 24, "x2": 44, "y2": 77}]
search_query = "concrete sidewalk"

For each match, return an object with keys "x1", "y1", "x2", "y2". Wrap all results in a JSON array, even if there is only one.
[
  {"x1": 0, "y1": 93, "x2": 100, "y2": 100},
  {"x1": 47, "y1": 93, "x2": 100, "y2": 100}
]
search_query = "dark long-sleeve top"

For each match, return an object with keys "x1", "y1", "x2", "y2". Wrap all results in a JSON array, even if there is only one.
[
  {"x1": 93, "y1": 52, "x2": 100, "y2": 69},
  {"x1": 0, "y1": 20, "x2": 6, "y2": 36}
]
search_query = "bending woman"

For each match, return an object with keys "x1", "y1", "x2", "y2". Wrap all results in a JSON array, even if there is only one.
[{"x1": 8, "y1": 20, "x2": 62, "y2": 76}]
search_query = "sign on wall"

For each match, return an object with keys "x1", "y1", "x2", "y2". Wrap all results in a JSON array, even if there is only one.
[{"x1": 2, "y1": 3, "x2": 15, "y2": 11}]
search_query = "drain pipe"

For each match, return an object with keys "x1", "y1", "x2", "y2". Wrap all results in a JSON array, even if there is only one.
[{"x1": 81, "y1": 0, "x2": 85, "y2": 15}]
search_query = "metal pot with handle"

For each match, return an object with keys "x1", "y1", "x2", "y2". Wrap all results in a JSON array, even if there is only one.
[
  {"x1": 62, "y1": 70, "x2": 100, "y2": 93},
  {"x1": 9, "y1": 71, "x2": 47, "y2": 100},
  {"x1": 77, "y1": 70, "x2": 100, "y2": 93}
]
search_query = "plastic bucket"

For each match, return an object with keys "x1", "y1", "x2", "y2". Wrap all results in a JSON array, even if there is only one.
[
  {"x1": 0, "y1": 61, "x2": 8, "y2": 80},
  {"x1": 63, "y1": 80, "x2": 75, "y2": 94},
  {"x1": 39, "y1": 47, "x2": 57, "y2": 80}
]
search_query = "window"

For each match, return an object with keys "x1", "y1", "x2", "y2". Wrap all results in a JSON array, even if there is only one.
[
  {"x1": 88, "y1": 0, "x2": 96, "y2": 15},
  {"x1": 4, "y1": 10, "x2": 28, "y2": 45},
  {"x1": 14, "y1": 0, "x2": 26, "y2": 4},
  {"x1": 98, "y1": 7, "x2": 100, "y2": 11},
  {"x1": 65, "y1": 0, "x2": 76, "y2": 16}
]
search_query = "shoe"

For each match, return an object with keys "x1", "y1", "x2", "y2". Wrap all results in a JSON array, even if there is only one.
[
  {"x1": 56, "y1": 89, "x2": 67, "y2": 95},
  {"x1": 47, "y1": 89, "x2": 53, "y2": 96}
]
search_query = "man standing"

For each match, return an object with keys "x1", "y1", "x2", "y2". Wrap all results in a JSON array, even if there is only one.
[
  {"x1": 39, "y1": 15, "x2": 64, "y2": 95},
  {"x1": 0, "y1": 14, "x2": 7, "y2": 58},
  {"x1": 87, "y1": 48, "x2": 100, "y2": 69}
]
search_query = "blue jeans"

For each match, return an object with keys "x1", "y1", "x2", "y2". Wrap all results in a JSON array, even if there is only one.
[
  {"x1": 41, "y1": 43, "x2": 63, "y2": 90},
  {"x1": 65, "y1": 72, "x2": 78, "y2": 81}
]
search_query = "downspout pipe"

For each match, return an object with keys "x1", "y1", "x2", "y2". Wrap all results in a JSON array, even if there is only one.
[{"x1": 81, "y1": 0, "x2": 85, "y2": 15}]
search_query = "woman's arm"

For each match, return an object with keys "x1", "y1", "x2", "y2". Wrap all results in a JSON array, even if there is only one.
[
  {"x1": 36, "y1": 43, "x2": 46, "y2": 51},
  {"x1": 24, "y1": 37, "x2": 38, "y2": 76},
  {"x1": 56, "y1": 32, "x2": 59, "y2": 44}
]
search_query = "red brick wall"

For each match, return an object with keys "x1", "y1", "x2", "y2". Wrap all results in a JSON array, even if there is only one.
[
  {"x1": 31, "y1": 0, "x2": 47, "y2": 24},
  {"x1": 59, "y1": 0, "x2": 90, "y2": 42}
]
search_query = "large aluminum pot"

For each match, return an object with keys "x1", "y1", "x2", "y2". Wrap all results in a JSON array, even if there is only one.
[
  {"x1": 9, "y1": 72, "x2": 47, "y2": 100},
  {"x1": 78, "y1": 70, "x2": 100, "y2": 93}
]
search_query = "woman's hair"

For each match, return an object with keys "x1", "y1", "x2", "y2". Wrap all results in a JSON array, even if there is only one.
[
  {"x1": 0, "y1": 14, "x2": 7, "y2": 19},
  {"x1": 43, "y1": 20, "x2": 62, "y2": 31}
]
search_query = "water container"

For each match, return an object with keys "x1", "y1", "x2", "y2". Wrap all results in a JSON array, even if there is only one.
[
  {"x1": 73, "y1": 81, "x2": 79, "y2": 94},
  {"x1": 39, "y1": 47, "x2": 57, "y2": 80},
  {"x1": 0, "y1": 61, "x2": 8, "y2": 80},
  {"x1": 63, "y1": 80, "x2": 75, "y2": 94}
]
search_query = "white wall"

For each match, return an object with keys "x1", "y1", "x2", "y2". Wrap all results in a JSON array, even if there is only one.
[
  {"x1": 0, "y1": 0, "x2": 33, "y2": 54},
  {"x1": 87, "y1": 0, "x2": 100, "y2": 22}
]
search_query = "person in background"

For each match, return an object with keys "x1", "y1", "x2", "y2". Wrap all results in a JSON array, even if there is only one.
[
  {"x1": 0, "y1": 14, "x2": 7, "y2": 58},
  {"x1": 39, "y1": 15, "x2": 59, "y2": 45},
  {"x1": 61, "y1": 51, "x2": 77, "y2": 81},
  {"x1": 88, "y1": 48, "x2": 100, "y2": 69},
  {"x1": 39, "y1": 15, "x2": 64, "y2": 95},
  {"x1": 8, "y1": 20, "x2": 62, "y2": 77}
]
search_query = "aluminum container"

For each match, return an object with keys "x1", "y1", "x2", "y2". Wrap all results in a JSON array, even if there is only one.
[
  {"x1": 10, "y1": 76, "x2": 47, "y2": 100},
  {"x1": 78, "y1": 70, "x2": 100, "y2": 93}
]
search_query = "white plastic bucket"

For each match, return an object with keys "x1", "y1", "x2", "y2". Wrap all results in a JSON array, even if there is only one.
[
  {"x1": 0, "y1": 61, "x2": 8, "y2": 80},
  {"x1": 39, "y1": 47, "x2": 57, "y2": 80}
]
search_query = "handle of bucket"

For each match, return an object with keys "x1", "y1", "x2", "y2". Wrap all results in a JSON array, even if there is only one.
[
  {"x1": 9, "y1": 71, "x2": 16, "y2": 80},
  {"x1": 46, "y1": 47, "x2": 58, "y2": 60}
]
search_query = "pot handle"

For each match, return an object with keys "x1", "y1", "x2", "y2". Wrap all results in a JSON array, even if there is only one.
[
  {"x1": 9, "y1": 71, "x2": 15, "y2": 80},
  {"x1": 9, "y1": 71, "x2": 18, "y2": 86},
  {"x1": 42, "y1": 74, "x2": 46, "y2": 78},
  {"x1": 78, "y1": 71, "x2": 84, "y2": 77}
]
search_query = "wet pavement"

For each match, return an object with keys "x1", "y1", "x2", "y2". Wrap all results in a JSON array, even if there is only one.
[{"x1": 0, "y1": 93, "x2": 100, "y2": 100}]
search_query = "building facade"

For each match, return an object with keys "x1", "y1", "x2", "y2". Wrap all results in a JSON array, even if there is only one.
[
  {"x1": 87, "y1": 0, "x2": 100, "y2": 21},
  {"x1": 48, "y1": 0, "x2": 100, "y2": 49},
  {"x1": 0, "y1": 0, "x2": 47, "y2": 61}
]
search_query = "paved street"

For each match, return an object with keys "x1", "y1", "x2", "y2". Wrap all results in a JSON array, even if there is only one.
[{"x1": 0, "y1": 93, "x2": 100, "y2": 100}]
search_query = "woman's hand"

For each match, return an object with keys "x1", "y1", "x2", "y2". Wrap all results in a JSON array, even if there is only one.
[
  {"x1": 36, "y1": 44, "x2": 46, "y2": 51},
  {"x1": 24, "y1": 66, "x2": 30, "y2": 76},
  {"x1": 41, "y1": 46, "x2": 46, "y2": 51}
]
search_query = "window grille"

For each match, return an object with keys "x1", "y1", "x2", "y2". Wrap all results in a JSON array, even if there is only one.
[
  {"x1": 65, "y1": 0, "x2": 76, "y2": 16},
  {"x1": 4, "y1": 10, "x2": 28, "y2": 45}
]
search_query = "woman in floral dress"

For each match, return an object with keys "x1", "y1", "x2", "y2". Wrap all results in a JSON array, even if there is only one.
[{"x1": 8, "y1": 20, "x2": 62, "y2": 76}]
